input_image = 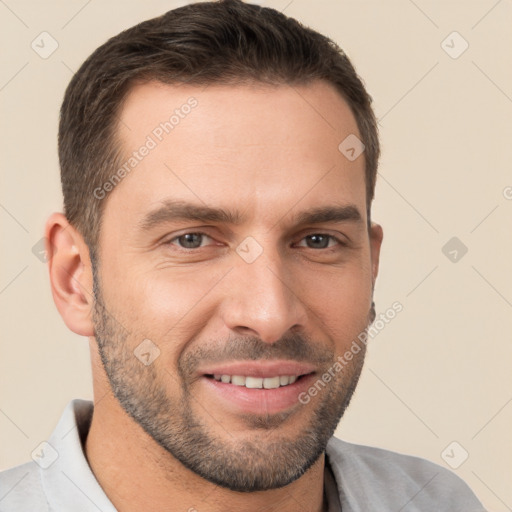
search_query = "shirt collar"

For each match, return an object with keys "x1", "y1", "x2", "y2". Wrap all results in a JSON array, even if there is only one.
[{"x1": 41, "y1": 399, "x2": 116, "y2": 512}]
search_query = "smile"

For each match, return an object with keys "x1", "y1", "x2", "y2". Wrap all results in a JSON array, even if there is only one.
[{"x1": 206, "y1": 374, "x2": 304, "y2": 389}]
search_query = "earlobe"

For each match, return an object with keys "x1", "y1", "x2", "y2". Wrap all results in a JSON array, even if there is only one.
[{"x1": 45, "y1": 213, "x2": 95, "y2": 337}]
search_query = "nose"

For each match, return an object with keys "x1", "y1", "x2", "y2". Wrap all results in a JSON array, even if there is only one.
[{"x1": 219, "y1": 254, "x2": 308, "y2": 344}]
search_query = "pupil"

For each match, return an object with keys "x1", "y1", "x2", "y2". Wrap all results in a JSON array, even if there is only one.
[
  {"x1": 308, "y1": 235, "x2": 328, "y2": 249},
  {"x1": 180, "y1": 233, "x2": 202, "y2": 248}
]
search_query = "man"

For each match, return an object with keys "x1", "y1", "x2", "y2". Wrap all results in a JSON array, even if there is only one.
[{"x1": 0, "y1": 1, "x2": 485, "y2": 510}]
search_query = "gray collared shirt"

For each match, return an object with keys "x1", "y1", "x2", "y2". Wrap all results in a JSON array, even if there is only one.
[{"x1": 0, "y1": 399, "x2": 486, "y2": 511}]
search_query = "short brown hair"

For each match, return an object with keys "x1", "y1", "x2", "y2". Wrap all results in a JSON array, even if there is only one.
[{"x1": 59, "y1": 0, "x2": 379, "y2": 252}]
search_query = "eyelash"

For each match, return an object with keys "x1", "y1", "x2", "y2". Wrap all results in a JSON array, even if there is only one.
[
  {"x1": 166, "y1": 232, "x2": 347, "y2": 250},
  {"x1": 167, "y1": 232, "x2": 216, "y2": 250}
]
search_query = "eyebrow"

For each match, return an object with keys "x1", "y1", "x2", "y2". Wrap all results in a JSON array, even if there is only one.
[
  {"x1": 294, "y1": 205, "x2": 362, "y2": 226},
  {"x1": 138, "y1": 199, "x2": 363, "y2": 232},
  {"x1": 138, "y1": 200, "x2": 242, "y2": 231}
]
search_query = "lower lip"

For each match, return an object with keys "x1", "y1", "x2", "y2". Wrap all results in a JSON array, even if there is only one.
[{"x1": 200, "y1": 373, "x2": 317, "y2": 415}]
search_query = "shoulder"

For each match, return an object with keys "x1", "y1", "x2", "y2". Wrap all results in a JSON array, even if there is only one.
[
  {"x1": 325, "y1": 437, "x2": 486, "y2": 511},
  {"x1": 0, "y1": 461, "x2": 49, "y2": 511},
  {"x1": 0, "y1": 399, "x2": 93, "y2": 512}
]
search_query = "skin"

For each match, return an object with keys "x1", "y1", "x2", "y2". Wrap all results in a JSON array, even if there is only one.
[{"x1": 47, "y1": 80, "x2": 383, "y2": 512}]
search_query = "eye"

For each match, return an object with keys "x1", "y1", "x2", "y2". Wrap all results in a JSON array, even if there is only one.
[
  {"x1": 168, "y1": 232, "x2": 213, "y2": 249},
  {"x1": 296, "y1": 234, "x2": 342, "y2": 249}
]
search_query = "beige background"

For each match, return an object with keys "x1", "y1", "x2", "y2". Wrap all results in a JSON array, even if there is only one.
[{"x1": 1, "y1": 0, "x2": 511, "y2": 510}]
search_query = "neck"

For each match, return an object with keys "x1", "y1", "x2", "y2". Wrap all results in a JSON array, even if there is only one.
[{"x1": 85, "y1": 353, "x2": 326, "y2": 512}]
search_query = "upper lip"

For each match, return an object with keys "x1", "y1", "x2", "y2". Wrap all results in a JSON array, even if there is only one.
[{"x1": 198, "y1": 360, "x2": 316, "y2": 379}]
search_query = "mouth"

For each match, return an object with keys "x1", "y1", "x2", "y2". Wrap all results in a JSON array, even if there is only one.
[{"x1": 197, "y1": 361, "x2": 318, "y2": 415}]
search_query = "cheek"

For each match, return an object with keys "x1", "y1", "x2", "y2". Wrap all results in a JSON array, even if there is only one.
[
  {"x1": 295, "y1": 260, "x2": 373, "y2": 343},
  {"x1": 103, "y1": 267, "x2": 223, "y2": 351}
]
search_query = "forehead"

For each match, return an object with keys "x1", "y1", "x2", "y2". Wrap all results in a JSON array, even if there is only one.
[
  {"x1": 118, "y1": 79, "x2": 359, "y2": 151},
  {"x1": 105, "y1": 80, "x2": 366, "y2": 229}
]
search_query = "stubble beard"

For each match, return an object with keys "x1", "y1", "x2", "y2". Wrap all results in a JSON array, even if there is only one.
[{"x1": 92, "y1": 264, "x2": 368, "y2": 492}]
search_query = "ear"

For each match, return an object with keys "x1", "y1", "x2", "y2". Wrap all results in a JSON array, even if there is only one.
[
  {"x1": 369, "y1": 221, "x2": 383, "y2": 288},
  {"x1": 45, "y1": 213, "x2": 95, "y2": 337}
]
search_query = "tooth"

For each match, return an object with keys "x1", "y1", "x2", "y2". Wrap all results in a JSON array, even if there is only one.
[
  {"x1": 216, "y1": 374, "x2": 299, "y2": 387},
  {"x1": 231, "y1": 375, "x2": 246, "y2": 386},
  {"x1": 263, "y1": 376, "x2": 280, "y2": 389},
  {"x1": 245, "y1": 376, "x2": 263, "y2": 389}
]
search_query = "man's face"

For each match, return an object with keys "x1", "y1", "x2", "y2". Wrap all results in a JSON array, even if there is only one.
[{"x1": 92, "y1": 80, "x2": 381, "y2": 491}]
